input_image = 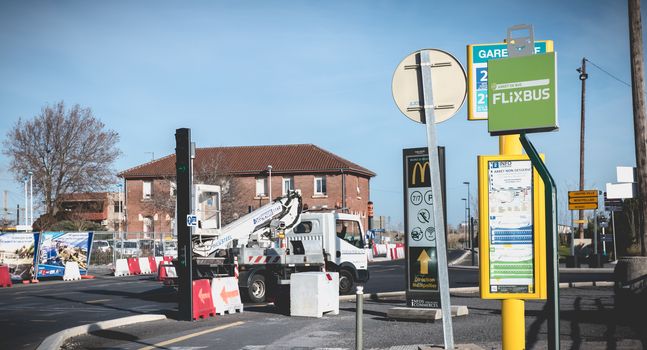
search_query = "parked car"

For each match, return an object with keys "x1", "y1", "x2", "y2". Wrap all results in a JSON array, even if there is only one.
[
  {"x1": 115, "y1": 240, "x2": 140, "y2": 257},
  {"x1": 93, "y1": 240, "x2": 111, "y2": 253}
]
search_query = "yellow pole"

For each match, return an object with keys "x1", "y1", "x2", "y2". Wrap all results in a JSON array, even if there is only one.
[{"x1": 500, "y1": 134, "x2": 525, "y2": 350}]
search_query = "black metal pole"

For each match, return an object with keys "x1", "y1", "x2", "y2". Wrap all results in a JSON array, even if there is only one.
[
  {"x1": 520, "y1": 133, "x2": 560, "y2": 350},
  {"x1": 176, "y1": 128, "x2": 193, "y2": 321}
]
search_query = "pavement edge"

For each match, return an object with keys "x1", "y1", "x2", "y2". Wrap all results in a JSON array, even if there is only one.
[
  {"x1": 339, "y1": 281, "x2": 615, "y2": 301},
  {"x1": 37, "y1": 314, "x2": 167, "y2": 350}
]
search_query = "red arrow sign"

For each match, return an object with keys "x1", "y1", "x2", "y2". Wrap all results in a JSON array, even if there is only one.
[{"x1": 220, "y1": 286, "x2": 239, "y2": 303}]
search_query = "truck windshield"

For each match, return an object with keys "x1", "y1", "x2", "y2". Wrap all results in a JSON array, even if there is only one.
[{"x1": 336, "y1": 220, "x2": 363, "y2": 248}]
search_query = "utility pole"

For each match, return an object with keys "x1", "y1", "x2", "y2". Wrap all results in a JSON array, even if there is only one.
[
  {"x1": 629, "y1": 0, "x2": 647, "y2": 256},
  {"x1": 577, "y1": 58, "x2": 588, "y2": 239}
]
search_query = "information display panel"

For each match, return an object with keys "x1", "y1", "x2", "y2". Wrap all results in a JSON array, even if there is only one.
[{"x1": 478, "y1": 154, "x2": 547, "y2": 300}]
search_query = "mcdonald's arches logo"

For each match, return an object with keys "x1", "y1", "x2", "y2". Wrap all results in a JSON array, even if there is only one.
[{"x1": 408, "y1": 158, "x2": 431, "y2": 188}]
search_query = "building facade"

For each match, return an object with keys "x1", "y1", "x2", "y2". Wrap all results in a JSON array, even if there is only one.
[
  {"x1": 118, "y1": 144, "x2": 375, "y2": 234},
  {"x1": 59, "y1": 192, "x2": 123, "y2": 231}
]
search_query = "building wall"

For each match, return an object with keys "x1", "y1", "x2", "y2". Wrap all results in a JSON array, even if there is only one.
[
  {"x1": 124, "y1": 173, "x2": 371, "y2": 233},
  {"x1": 125, "y1": 179, "x2": 174, "y2": 234}
]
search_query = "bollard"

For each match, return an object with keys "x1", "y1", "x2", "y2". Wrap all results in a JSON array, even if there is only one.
[{"x1": 356, "y1": 285, "x2": 363, "y2": 350}]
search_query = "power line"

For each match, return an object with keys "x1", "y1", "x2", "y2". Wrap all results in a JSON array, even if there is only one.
[{"x1": 585, "y1": 58, "x2": 632, "y2": 88}]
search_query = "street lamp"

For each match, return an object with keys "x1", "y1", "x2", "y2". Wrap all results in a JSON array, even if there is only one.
[
  {"x1": 23, "y1": 175, "x2": 28, "y2": 227},
  {"x1": 463, "y1": 181, "x2": 471, "y2": 249},
  {"x1": 28, "y1": 171, "x2": 33, "y2": 227},
  {"x1": 267, "y1": 165, "x2": 273, "y2": 203},
  {"x1": 462, "y1": 198, "x2": 467, "y2": 248}
]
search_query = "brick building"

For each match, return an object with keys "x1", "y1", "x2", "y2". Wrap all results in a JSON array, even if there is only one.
[
  {"x1": 118, "y1": 144, "x2": 375, "y2": 234},
  {"x1": 59, "y1": 192, "x2": 123, "y2": 231}
]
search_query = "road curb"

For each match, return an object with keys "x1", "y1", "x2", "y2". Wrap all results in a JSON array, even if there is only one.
[
  {"x1": 37, "y1": 314, "x2": 167, "y2": 350},
  {"x1": 448, "y1": 265, "x2": 615, "y2": 274},
  {"x1": 340, "y1": 281, "x2": 615, "y2": 302}
]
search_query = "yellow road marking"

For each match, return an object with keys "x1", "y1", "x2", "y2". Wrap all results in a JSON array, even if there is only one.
[
  {"x1": 85, "y1": 299, "x2": 111, "y2": 304},
  {"x1": 138, "y1": 321, "x2": 245, "y2": 350}
]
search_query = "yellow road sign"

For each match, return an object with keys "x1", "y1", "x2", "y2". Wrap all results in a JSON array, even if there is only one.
[
  {"x1": 568, "y1": 197, "x2": 598, "y2": 204},
  {"x1": 573, "y1": 219, "x2": 587, "y2": 224},
  {"x1": 569, "y1": 203, "x2": 598, "y2": 210},
  {"x1": 568, "y1": 190, "x2": 598, "y2": 198}
]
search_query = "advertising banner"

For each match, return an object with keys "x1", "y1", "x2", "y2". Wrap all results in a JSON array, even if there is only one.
[
  {"x1": 403, "y1": 147, "x2": 446, "y2": 308},
  {"x1": 36, "y1": 232, "x2": 94, "y2": 277},
  {"x1": 0, "y1": 233, "x2": 38, "y2": 280},
  {"x1": 478, "y1": 155, "x2": 547, "y2": 300}
]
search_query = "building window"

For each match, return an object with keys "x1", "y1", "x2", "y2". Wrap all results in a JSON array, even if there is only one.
[
  {"x1": 143, "y1": 216, "x2": 153, "y2": 233},
  {"x1": 113, "y1": 201, "x2": 123, "y2": 213},
  {"x1": 255, "y1": 178, "x2": 267, "y2": 197},
  {"x1": 170, "y1": 181, "x2": 177, "y2": 197},
  {"x1": 314, "y1": 176, "x2": 326, "y2": 195},
  {"x1": 282, "y1": 177, "x2": 294, "y2": 195},
  {"x1": 143, "y1": 180, "x2": 152, "y2": 199}
]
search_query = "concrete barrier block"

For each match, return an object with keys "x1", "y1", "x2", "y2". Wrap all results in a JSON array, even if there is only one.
[{"x1": 290, "y1": 272, "x2": 339, "y2": 318}]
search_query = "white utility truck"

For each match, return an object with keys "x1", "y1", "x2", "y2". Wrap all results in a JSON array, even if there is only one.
[{"x1": 187, "y1": 184, "x2": 369, "y2": 304}]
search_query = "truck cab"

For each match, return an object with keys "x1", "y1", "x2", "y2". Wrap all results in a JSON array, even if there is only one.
[{"x1": 287, "y1": 212, "x2": 369, "y2": 294}]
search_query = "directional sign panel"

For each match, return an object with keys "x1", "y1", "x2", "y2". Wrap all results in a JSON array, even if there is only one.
[
  {"x1": 568, "y1": 190, "x2": 598, "y2": 210},
  {"x1": 569, "y1": 203, "x2": 598, "y2": 210},
  {"x1": 467, "y1": 41, "x2": 553, "y2": 121},
  {"x1": 403, "y1": 147, "x2": 447, "y2": 308},
  {"x1": 568, "y1": 190, "x2": 598, "y2": 198},
  {"x1": 568, "y1": 197, "x2": 598, "y2": 204}
]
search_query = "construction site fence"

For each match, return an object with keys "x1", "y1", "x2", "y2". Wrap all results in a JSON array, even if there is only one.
[{"x1": 89, "y1": 231, "x2": 176, "y2": 266}]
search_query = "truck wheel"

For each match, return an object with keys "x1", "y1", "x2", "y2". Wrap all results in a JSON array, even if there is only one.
[
  {"x1": 248, "y1": 274, "x2": 266, "y2": 303},
  {"x1": 339, "y1": 269, "x2": 355, "y2": 295}
]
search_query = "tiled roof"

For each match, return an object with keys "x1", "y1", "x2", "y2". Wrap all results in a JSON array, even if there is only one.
[{"x1": 118, "y1": 144, "x2": 376, "y2": 179}]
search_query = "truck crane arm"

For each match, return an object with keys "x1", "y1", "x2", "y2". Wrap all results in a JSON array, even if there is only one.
[{"x1": 192, "y1": 191, "x2": 302, "y2": 257}]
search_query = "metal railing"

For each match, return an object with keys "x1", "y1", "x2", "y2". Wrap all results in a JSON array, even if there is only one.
[{"x1": 89, "y1": 231, "x2": 177, "y2": 267}]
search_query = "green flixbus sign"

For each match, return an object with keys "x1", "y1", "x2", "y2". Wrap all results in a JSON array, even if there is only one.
[{"x1": 487, "y1": 52, "x2": 558, "y2": 136}]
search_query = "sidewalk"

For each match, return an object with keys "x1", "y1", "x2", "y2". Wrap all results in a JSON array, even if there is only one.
[{"x1": 61, "y1": 286, "x2": 645, "y2": 350}]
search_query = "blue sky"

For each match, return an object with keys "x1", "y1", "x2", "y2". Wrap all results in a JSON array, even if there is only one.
[{"x1": 0, "y1": 1, "x2": 642, "y2": 230}]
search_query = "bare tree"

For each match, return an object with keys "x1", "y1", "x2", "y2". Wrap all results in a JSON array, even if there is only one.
[{"x1": 2, "y1": 101, "x2": 121, "y2": 229}]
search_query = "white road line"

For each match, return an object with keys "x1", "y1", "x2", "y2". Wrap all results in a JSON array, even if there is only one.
[{"x1": 138, "y1": 321, "x2": 245, "y2": 350}]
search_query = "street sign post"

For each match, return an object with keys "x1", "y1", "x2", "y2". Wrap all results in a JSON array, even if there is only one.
[
  {"x1": 484, "y1": 25, "x2": 559, "y2": 350},
  {"x1": 392, "y1": 48, "x2": 466, "y2": 350},
  {"x1": 467, "y1": 41, "x2": 553, "y2": 121}
]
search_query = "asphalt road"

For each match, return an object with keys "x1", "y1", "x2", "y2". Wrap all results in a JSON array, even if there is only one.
[
  {"x1": 63, "y1": 287, "x2": 645, "y2": 350},
  {"x1": 0, "y1": 256, "x2": 615, "y2": 350}
]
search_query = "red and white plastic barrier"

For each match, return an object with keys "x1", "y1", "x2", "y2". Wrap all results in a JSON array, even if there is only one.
[
  {"x1": 127, "y1": 258, "x2": 142, "y2": 275},
  {"x1": 211, "y1": 277, "x2": 243, "y2": 315},
  {"x1": 63, "y1": 262, "x2": 82, "y2": 281},
  {"x1": 113, "y1": 256, "x2": 174, "y2": 277},
  {"x1": 148, "y1": 256, "x2": 158, "y2": 273},
  {"x1": 0, "y1": 265, "x2": 12, "y2": 287},
  {"x1": 193, "y1": 279, "x2": 216, "y2": 320},
  {"x1": 138, "y1": 257, "x2": 152, "y2": 274},
  {"x1": 372, "y1": 244, "x2": 388, "y2": 257}
]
